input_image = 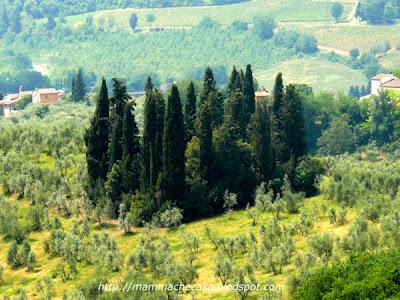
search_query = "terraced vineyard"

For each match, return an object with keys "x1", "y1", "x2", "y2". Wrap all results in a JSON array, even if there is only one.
[
  {"x1": 63, "y1": 0, "x2": 355, "y2": 30},
  {"x1": 289, "y1": 23, "x2": 400, "y2": 54},
  {"x1": 380, "y1": 51, "x2": 400, "y2": 69},
  {"x1": 254, "y1": 57, "x2": 367, "y2": 92}
]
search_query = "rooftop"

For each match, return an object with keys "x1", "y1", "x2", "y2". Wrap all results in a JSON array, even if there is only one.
[
  {"x1": 381, "y1": 78, "x2": 400, "y2": 89},
  {"x1": 371, "y1": 73, "x2": 397, "y2": 82}
]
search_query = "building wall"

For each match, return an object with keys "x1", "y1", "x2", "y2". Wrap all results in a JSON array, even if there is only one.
[
  {"x1": 33, "y1": 92, "x2": 59, "y2": 104},
  {"x1": 371, "y1": 80, "x2": 381, "y2": 95},
  {"x1": 40, "y1": 93, "x2": 58, "y2": 104}
]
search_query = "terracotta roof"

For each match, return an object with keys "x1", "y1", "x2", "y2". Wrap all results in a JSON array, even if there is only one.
[
  {"x1": 0, "y1": 99, "x2": 18, "y2": 106},
  {"x1": 371, "y1": 74, "x2": 393, "y2": 81},
  {"x1": 382, "y1": 78, "x2": 400, "y2": 88}
]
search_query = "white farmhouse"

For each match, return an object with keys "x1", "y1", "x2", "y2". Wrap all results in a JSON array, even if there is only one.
[{"x1": 370, "y1": 73, "x2": 400, "y2": 95}]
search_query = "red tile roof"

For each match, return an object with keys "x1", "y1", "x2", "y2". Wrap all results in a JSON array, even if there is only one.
[{"x1": 382, "y1": 78, "x2": 400, "y2": 88}]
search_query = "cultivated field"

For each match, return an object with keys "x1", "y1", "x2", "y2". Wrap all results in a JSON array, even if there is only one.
[
  {"x1": 254, "y1": 57, "x2": 367, "y2": 92},
  {"x1": 62, "y1": 0, "x2": 355, "y2": 30},
  {"x1": 286, "y1": 23, "x2": 400, "y2": 54}
]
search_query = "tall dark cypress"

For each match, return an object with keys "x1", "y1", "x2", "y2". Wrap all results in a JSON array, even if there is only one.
[
  {"x1": 84, "y1": 78, "x2": 110, "y2": 188},
  {"x1": 208, "y1": 91, "x2": 223, "y2": 129},
  {"x1": 196, "y1": 101, "x2": 213, "y2": 185},
  {"x1": 272, "y1": 72, "x2": 285, "y2": 162},
  {"x1": 72, "y1": 68, "x2": 86, "y2": 102},
  {"x1": 109, "y1": 78, "x2": 130, "y2": 169},
  {"x1": 249, "y1": 101, "x2": 273, "y2": 182},
  {"x1": 225, "y1": 90, "x2": 246, "y2": 139},
  {"x1": 240, "y1": 69, "x2": 245, "y2": 90},
  {"x1": 243, "y1": 64, "x2": 256, "y2": 123},
  {"x1": 152, "y1": 90, "x2": 165, "y2": 188},
  {"x1": 228, "y1": 66, "x2": 241, "y2": 96},
  {"x1": 161, "y1": 85, "x2": 185, "y2": 206},
  {"x1": 273, "y1": 73, "x2": 284, "y2": 116},
  {"x1": 184, "y1": 81, "x2": 197, "y2": 142},
  {"x1": 141, "y1": 78, "x2": 156, "y2": 191},
  {"x1": 121, "y1": 101, "x2": 140, "y2": 193},
  {"x1": 201, "y1": 67, "x2": 217, "y2": 104},
  {"x1": 280, "y1": 84, "x2": 307, "y2": 161}
]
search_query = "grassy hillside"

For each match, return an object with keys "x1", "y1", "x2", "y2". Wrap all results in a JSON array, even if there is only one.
[
  {"x1": 0, "y1": 192, "x2": 357, "y2": 299},
  {"x1": 254, "y1": 58, "x2": 367, "y2": 92}
]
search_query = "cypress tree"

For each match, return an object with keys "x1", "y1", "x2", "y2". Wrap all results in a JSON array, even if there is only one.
[
  {"x1": 225, "y1": 90, "x2": 246, "y2": 139},
  {"x1": 243, "y1": 64, "x2": 256, "y2": 123},
  {"x1": 249, "y1": 101, "x2": 273, "y2": 182},
  {"x1": 208, "y1": 91, "x2": 223, "y2": 128},
  {"x1": 273, "y1": 72, "x2": 284, "y2": 116},
  {"x1": 280, "y1": 84, "x2": 307, "y2": 162},
  {"x1": 71, "y1": 69, "x2": 86, "y2": 102},
  {"x1": 153, "y1": 90, "x2": 165, "y2": 188},
  {"x1": 121, "y1": 101, "x2": 140, "y2": 193},
  {"x1": 227, "y1": 66, "x2": 241, "y2": 96},
  {"x1": 84, "y1": 78, "x2": 110, "y2": 189},
  {"x1": 141, "y1": 78, "x2": 156, "y2": 191},
  {"x1": 161, "y1": 85, "x2": 185, "y2": 206},
  {"x1": 184, "y1": 81, "x2": 197, "y2": 142},
  {"x1": 271, "y1": 72, "x2": 285, "y2": 162},
  {"x1": 196, "y1": 101, "x2": 213, "y2": 185},
  {"x1": 71, "y1": 77, "x2": 76, "y2": 101},
  {"x1": 201, "y1": 67, "x2": 217, "y2": 104},
  {"x1": 109, "y1": 78, "x2": 130, "y2": 169}
]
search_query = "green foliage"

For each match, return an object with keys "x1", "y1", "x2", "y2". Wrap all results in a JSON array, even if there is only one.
[
  {"x1": 331, "y1": 3, "x2": 344, "y2": 22},
  {"x1": 294, "y1": 156, "x2": 325, "y2": 196},
  {"x1": 317, "y1": 117, "x2": 356, "y2": 156},
  {"x1": 282, "y1": 176, "x2": 305, "y2": 214},
  {"x1": 15, "y1": 96, "x2": 32, "y2": 110},
  {"x1": 253, "y1": 16, "x2": 276, "y2": 40},
  {"x1": 184, "y1": 81, "x2": 197, "y2": 142},
  {"x1": 249, "y1": 101, "x2": 273, "y2": 182},
  {"x1": 121, "y1": 101, "x2": 141, "y2": 194},
  {"x1": 368, "y1": 92, "x2": 397, "y2": 145},
  {"x1": 7, "y1": 240, "x2": 36, "y2": 271},
  {"x1": 84, "y1": 78, "x2": 110, "y2": 188},
  {"x1": 294, "y1": 249, "x2": 400, "y2": 299},
  {"x1": 156, "y1": 207, "x2": 184, "y2": 228},
  {"x1": 71, "y1": 69, "x2": 86, "y2": 103},
  {"x1": 109, "y1": 78, "x2": 131, "y2": 169},
  {"x1": 161, "y1": 85, "x2": 185, "y2": 206},
  {"x1": 129, "y1": 13, "x2": 138, "y2": 30},
  {"x1": 358, "y1": 0, "x2": 400, "y2": 23}
]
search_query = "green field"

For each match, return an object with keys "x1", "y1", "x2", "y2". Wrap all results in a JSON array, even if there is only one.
[
  {"x1": 254, "y1": 57, "x2": 367, "y2": 92},
  {"x1": 62, "y1": 0, "x2": 354, "y2": 30}
]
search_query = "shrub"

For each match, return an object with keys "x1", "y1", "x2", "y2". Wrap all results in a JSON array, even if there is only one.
[
  {"x1": 294, "y1": 249, "x2": 400, "y2": 299},
  {"x1": 157, "y1": 207, "x2": 183, "y2": 228}
]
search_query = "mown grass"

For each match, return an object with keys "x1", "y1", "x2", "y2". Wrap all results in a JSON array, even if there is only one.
[
  {"x1": 254, "y1": 57, "x2": 367, "y2": 92},
  {"x1": 0, "y1": 191, "x2": 361, "y2": 299}
]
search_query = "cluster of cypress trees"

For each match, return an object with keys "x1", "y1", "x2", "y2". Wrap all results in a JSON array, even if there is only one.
[
  {"x1": 71, "y1": 69, "x2": 86, "y2": 102},
  {"x1": 85, "y1": 66, "x2": 307, "y2": 222}
]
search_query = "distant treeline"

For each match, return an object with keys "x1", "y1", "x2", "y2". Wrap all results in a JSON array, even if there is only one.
[
  {"x1": 0, "y1": 0, "x2": 249, "y2": 25},
  {"x1": 357, "y1": 0, "x2": 400, "y2": 24}
]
